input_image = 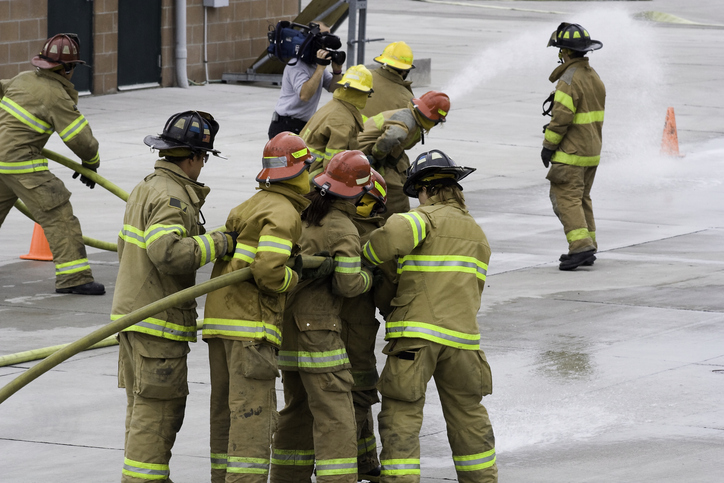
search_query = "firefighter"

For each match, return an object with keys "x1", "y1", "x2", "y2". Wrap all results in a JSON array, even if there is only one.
[
  {"x1": 363, "y1": 150, "x2": 498, "y2": 483},
  {"x1": 113, "y1": 111, "x2": 235, "y2": 483},
  {"x1": 360, "y1": 41, "x2": 415, "y2": 119},
  {"x1": 302, "y1": 65, "x2": 373, "y2": 179},
  {"x1": 202, "y1": 132, "x2": 313, "y2": 483},
  {"x1": 541, "y1": 22, "x2": 606, "y2": 270},
  {"x1": 0, "y1": 33, "x2": 104, "y2": 295},
  {"x1": 357, "y1": 91, "x2": 450, "y2": 218},
  {"x1": 270, "y1": 150, "x2": 375, "y2": 483},
  {"x1": 340, "y1": 169, "x2": 393, "y2": 482}
]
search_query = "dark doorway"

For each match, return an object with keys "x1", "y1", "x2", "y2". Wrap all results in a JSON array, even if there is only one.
[
  {"x1": 118, "y1": 0, "x2": 162, "y2": 89},
  {"x1": 47, "y1": 0, "x2": 93, "y2": 93}
]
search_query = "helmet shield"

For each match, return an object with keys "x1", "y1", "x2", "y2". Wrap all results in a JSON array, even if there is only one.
[
  {"x1": 403, "y1": 149, "x2": 475, "y2": 198},
  {"x1": 312, "y1": 150, "x2": 373, "y2": 199},
  {"x1": 256, "y1": 132, "x2": 313, "y2": 182},
  {"x1": 144, "y1": 111, "x2": 223, "y2": 157}
]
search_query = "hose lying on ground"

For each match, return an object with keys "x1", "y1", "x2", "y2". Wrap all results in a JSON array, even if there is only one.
[{"x1": 0, "y1": 255, "x2": 324, "y2": 405}]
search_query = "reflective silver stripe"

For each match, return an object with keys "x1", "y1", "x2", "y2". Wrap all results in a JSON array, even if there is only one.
[
  {"x1": 122, "y1": 463, "x2": 169, "y2": 478},
  {"x1": 228, "y1": 460, "x2": 269, "y2": 471},
  {"x1": 262, "y1": 156, "x2": 288, "y2": 168},
  {"x1": 399, "y1": 258, "x2": 487, "y2": 277},
  {"x1": 202, "y1": 322, "x2": 281, "y2": 341},
  {"x1": 258, "y1": 239, "x2": 292, "y2": 253},
  {"x1": 59, "y1": 115, "x2": 88, "y2": 141},
  {"x1": 0, "y1": 159, "x2": 49, "y2": 173},
  {"x1": 381, "y1": 463, "x2": 420, "y2": 472},
  {"x1": 271, "y1": 449, "x2": 315, "y2": 465},
  {"x1": 278, "y1": 349, "x2": 349, "y2": 368},
  {"x1": 133, "y1": 320, "x2": 196, "y2": 338},
  {"x1": 400, "y1": 212, "x2": 426, "y2": 247},
  {"x1": 196, "y1": 234, "x2": 213, "y2": 265},
  {"x1": 0, "y1": 97, "x2": 52, "y2": 133},
  {"x1": 454, "y1": 452, "x2": 496, "y2": 469},
  {"x1": 120, "y1": 228, "x2": 146, "y2": 247},
  {"x1": 55, "y1": 259, "x2": 90, "y2": 275},
  {"x1": 317, "y1": 459, "x2": 357, "y2": 474},
  {"x1": 210, "y1": 454, "x2": 227, "y2": 467},
  {"x1": 386, "y1": 325, "x2": 479, "y2": 348},
  {"x1": 145, "y1": 225, "x2": 183, "y2": 242}
]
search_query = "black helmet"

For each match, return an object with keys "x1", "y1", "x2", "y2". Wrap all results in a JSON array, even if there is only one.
[
  {"x1": 547, "y1": 23, "x2": 602, "y2": 52},
  {"x1": 144, "y1": 111, "x2": 222, "y2": 157},
  {"x1": 403, "y1": 149, "x2": 475, "y2": 198}
]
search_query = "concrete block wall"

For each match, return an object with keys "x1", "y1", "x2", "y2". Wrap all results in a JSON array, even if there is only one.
[
  {"x1": 0, "y1": 0, "x2": 47, "y2": 81},
  {"x1": 93, "y1": 0, "x2": 118, "y2": 94}
]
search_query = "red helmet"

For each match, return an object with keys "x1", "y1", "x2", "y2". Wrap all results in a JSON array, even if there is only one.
[
  {"x1": 31, "y1": 34, "x2": 85, "y2": 70},
  {"x1": 313, "y1": 150, "x2": 373, "y2": 199},
  {"x1": 412, "y1": 90, "x2": 450, "y2": 123},
  {"x1": 257, "y1": 132, "x2": 313, "y2": 182},
  {"x1": 368, "y1": 168, "x2": 388, "y2": 213}
]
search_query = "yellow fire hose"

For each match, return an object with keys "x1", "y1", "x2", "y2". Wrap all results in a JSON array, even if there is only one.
[{"x1": 0, "y1": 255, "x2": 323, "y2": 405}]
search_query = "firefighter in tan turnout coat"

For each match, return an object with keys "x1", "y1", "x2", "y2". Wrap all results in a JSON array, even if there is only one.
[
  {"x1": 202, "y1": 132, "x2": 313, "y2": 483},
  {"x1": 363, "y1": 150, "x2": 498, "y2": 483},
  {"x1": 360, "y1": 41, "x2": 415, "y2": 119},
  {"x1": 0, "y1": 34, "x2": 104, "y2": 294},
  {"x1": 113, "y1": 111, "x2": 234, "y2": 483}
]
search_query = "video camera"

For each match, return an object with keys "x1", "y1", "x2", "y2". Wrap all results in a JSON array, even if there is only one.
[{"x1": 268, "y1": 21, "x2": 346, "y2": 67}]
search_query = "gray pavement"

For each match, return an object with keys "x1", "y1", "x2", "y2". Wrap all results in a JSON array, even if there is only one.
[{"x1": 2, "y1": 1, "x2": 724, "y2": 481}]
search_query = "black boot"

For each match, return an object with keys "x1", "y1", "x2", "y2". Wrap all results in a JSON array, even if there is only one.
[
  {"x1": 56, "y1": 281, "x2": 106, "y2": 295},
  {"x1": 559, "y1": 250, "x2": 596, "y2": 271}
]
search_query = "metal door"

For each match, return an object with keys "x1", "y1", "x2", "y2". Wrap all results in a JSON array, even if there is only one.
[
  {"x1": 117, "y1": 0, "x2": 162, "y2": 89},
  {"x1": 47, "y1": 0, "x2": 93, "y2": 93}
]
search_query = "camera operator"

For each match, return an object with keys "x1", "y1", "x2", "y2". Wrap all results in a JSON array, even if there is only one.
[{"x1": 268, "y1": 23, "x2": 345, "y2": 139}]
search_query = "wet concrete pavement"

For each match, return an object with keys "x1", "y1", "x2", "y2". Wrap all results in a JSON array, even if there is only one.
[{"x1": 2, "y1": 1, "x2": 724, "y2": 481}]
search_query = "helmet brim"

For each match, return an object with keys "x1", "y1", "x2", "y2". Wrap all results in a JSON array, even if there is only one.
[
  {"x1": 402, "y1": 166, "x2": 475, "y2": 198},
  {"x1": 144, "y1": 135, "x2": 223, "y2": 158},
  {"x1": 31, "y1": 56, "x2": 86, "y2": 69},
  {"x1": 312, "y1": 173, "x2": 368, "y2": 199},
  {"x1": 256, "y1": 160, "x2": 310, "y2": 183},
  {"x1": 373, "y1": 55, "x2": 415, "y2": 70}
]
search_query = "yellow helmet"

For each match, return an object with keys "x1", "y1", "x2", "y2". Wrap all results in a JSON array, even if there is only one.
[
  {"x1": 374, "y1": 41, "x2": 415, "y2": 71},
  {"x1": 337, "y1": 65, "x2": 374, "y2": 93}
]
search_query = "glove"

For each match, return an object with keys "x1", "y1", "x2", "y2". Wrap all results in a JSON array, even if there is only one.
[
  {"x1": 292, "y1": 254, "x2": 304, "y2": 278},
  {"x1": 371, "y1": 266, "x2": 385, "y2": 288},
  {"x1": 541, "y1": 147, "x2": 555, "y2": 168},
  {"x1": 73, "y1": 164, "x2": 97, "y2": 189},
  {"x1": 302, "y1": 251, "x2": 335, "y2": 280},
  {"x1": 224, "y1": 231, "x2": 239, "y2": 255}
]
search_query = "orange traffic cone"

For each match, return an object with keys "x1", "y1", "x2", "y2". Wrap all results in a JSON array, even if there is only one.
[
  {"x1": 660, "y1": 107, "x2": 682, "y2": 156},
  {"x1": 20, "y1": 223, "x2": 54, "y2": 261}
]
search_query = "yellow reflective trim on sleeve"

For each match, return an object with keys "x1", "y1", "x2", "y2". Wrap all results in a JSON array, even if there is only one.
[
  {"x1": 572, "y1": 110, "x2": 605, "y2": 124},
  {"x1": 277, "y1": 266, "x2": 294, "y2": 293},
  {"x1": 399, "y1": 212, "x2": 426, "y2": 248},
  {"x1": 334, "y1": 255, "x2": 361, "y2": 274},
  {"x1": 363, "y1": 241, "x2": 383, "y2": 265},
  {"x1": 59, "y1": 114, "x2": 88, "y2": 142},
  {"x1": 192, "y1": 233, "x2": 216, "y2": 267},
  {"x1": 145, "y1": 224, "x2": 187, "y2": 245},
  {"x1": 544, "y1": 129, "x2": 563, "y2": 145},
  {"x1": 0, "y1": 159, "x2": 49, "y2": 174},
  {"x1": 554, "y1": 90, "x2": 576, "y2": 113},
  {"x1": 119, "y1": 224, "x2": 146, "y2": 249},
  {"x1": 551, "y1": 151, "x2": 600, "y2": 166},
  {"x1": 372, "y1": 113, "x2": 386, "y2": 131},
  {"x1": 86, "y1": 151, "x2": 100, "y2": 165},
  {"x1": 360, "y1": 269, "x2": 371, "y2": 292},
  {"x1": 233, "y1": 243, "x2": 257, "y2": 264},
  {"x1": 0, "y1": 97, "x2": 52, "y2": 133},
  {"x1": 258, "y1": 235, "x2": 293, "y2": 255}
]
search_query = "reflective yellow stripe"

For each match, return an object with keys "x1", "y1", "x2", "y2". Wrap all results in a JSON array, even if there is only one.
[
  {"x1": 381, "y1": 459, "x2": 421, "y2": 476},
  {"x1": 573, "y1": 110, "x2": 604, "y2": 124},
  {"x1": 399, "y1": 212, "x2": 426, "y2": 248},
  {"x1": 554, "y1": 90, "x2": 576, "y2": 113},
  {"x1": 210, "y1": 453, "x2": 227, "y2": 470},
  {"x1": 86, "y1": 151, "x2": 100, "y2": 165},
  {"x1": 362, "y1": 241, "x2": 383, "y2": 265},
  {"x1": 258, "y1": 235, "x2": 292, "y2": 255},
  {"x1": 386, "y1": 321, "x2": 480, "y2": 350},
  {"x1": 358, "y1": 435, "x2": 377, "y2": 455},
  {"x1": 227, "y1": 456, "x2": 270, "y2": 475},
  {"x1": 59, "y1": 114, "x2": 88, "y2": 142},
  {"x1": 360, "y1": 269, "x2": 371, "y2": 292},
  {"x1": 271, "y1": 449, "x2": 315, "y2": 466},
  {"x1": 372, "y1": 113, "x2": 385, "y2": 130},
  {"x1": 0, "y1": 159, "x2": 49, "y2": 174},
  {"x1": 551, "y1": 151, "x2": 600, "y2": 166},
  {"x1": 55, "y1": 258, "x2": 90, "y2": 275},
  {"x1": 590, "y1": 230, "x2": 596, "y2": 241},
  {"x1": 278, "y1": 348, "x2": 349, "y2": 369},
  {"x1": 233, "y1": 243, "x2": 257, "y2": 264},
  {"x1": 119, "y1": 225, "x2": 146, "y2": 249},
  {"x1": 276, "y1": 266, "x2": 294, "y2": 293},
  {"x1": 192, "y1": 234, "x2": 217, "y2": 267},
  {"x1": 544, "y1": 129, "x2": 563, "y2": 145},
  {"x1": 334, "y1": 255, "x2": 361, "y2": 274},
  {"x1": 145, "y1": 223, "x2": 187, "y2": 245},
  {"x1": 316, "y1": 457, "x2": 357, "y2": 476},
  {"x1": 122, "y1": 457, "x2": 170, "y2": 481},
  {"x1": 115, "y1": 314, "x2": 197, "y2": 342},
  {"x1": 397, "y1": 255, "x2": 488, "y2": 281},
  {"x1": 566, "y1": 228, "x2": 592, "y2": 243},
  {"x1": 202, "y1": 318, "x2": 282, "y2": 345},
  {"x1": 453, "y1": 448, "x2": 496, "y2": 471},
  {"x1": 0, "y1": 97, "x2": 52, "y2": 133}
]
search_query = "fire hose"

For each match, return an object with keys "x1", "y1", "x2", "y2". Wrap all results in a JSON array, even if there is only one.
[{"x1": 0, "y1": 255, "x2": 324, "y2": 405}]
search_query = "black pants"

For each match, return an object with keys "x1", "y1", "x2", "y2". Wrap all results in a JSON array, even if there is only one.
[{"x1": 268, "y1": 113, "x2": 308, "y2": 139}]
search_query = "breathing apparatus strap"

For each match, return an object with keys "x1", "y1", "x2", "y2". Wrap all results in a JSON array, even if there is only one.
[{"x1": 542, "y1": 92, "x2": 554, "y2": 117}]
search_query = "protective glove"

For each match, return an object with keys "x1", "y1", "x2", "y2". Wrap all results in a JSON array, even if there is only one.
[
  {"x1": 224, "y1": 231, "x2": 239, "y2": 255},
  {"x1": 371, "y1": 266, "x2": 385, "y2": 287},
  {"x1": 541, "y1": 147, "x2": 555, "y2": 168},
  {"x1": 302, "y1": 251, "x2": 335, "y2": 280},
  {"x1": 73, "y1": 163, "x2": 97, "y2": 189}
]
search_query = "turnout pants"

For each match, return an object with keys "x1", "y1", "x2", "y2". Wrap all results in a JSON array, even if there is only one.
[
  {"x1": 270, "y1": 369, "x2": 358, "y2": 483},
  {"x1": 118, "y1": 332, "x2": 190, "y2": 483},
  {"x1": 0, "y1": 171, "x2": 94, "y2": 289},
  {"x1": 377, "y1": 338, "x2": 497, "y2": 483},
  {"x1": 207, "y1": 338, "x2": 280, "y2": 483},
  {"x1": 546, "y1": 163, "x2": 598, "y2": 254}
]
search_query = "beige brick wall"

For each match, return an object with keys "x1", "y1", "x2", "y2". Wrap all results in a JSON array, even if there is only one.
[
  {"x1": 0, "y1": 0, "x2": 47, "y2": 80},
  {"x1": 162, "y1": 0, "x2": 297, "y2": 86},
  {"x1": 0, "y1": 0, "x2": 296, "y2": 93}
]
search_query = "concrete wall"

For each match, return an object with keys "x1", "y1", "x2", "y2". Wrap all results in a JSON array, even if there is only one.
[{"x1": 0, "y1": 0, "x2": 297, "y2": 94}]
